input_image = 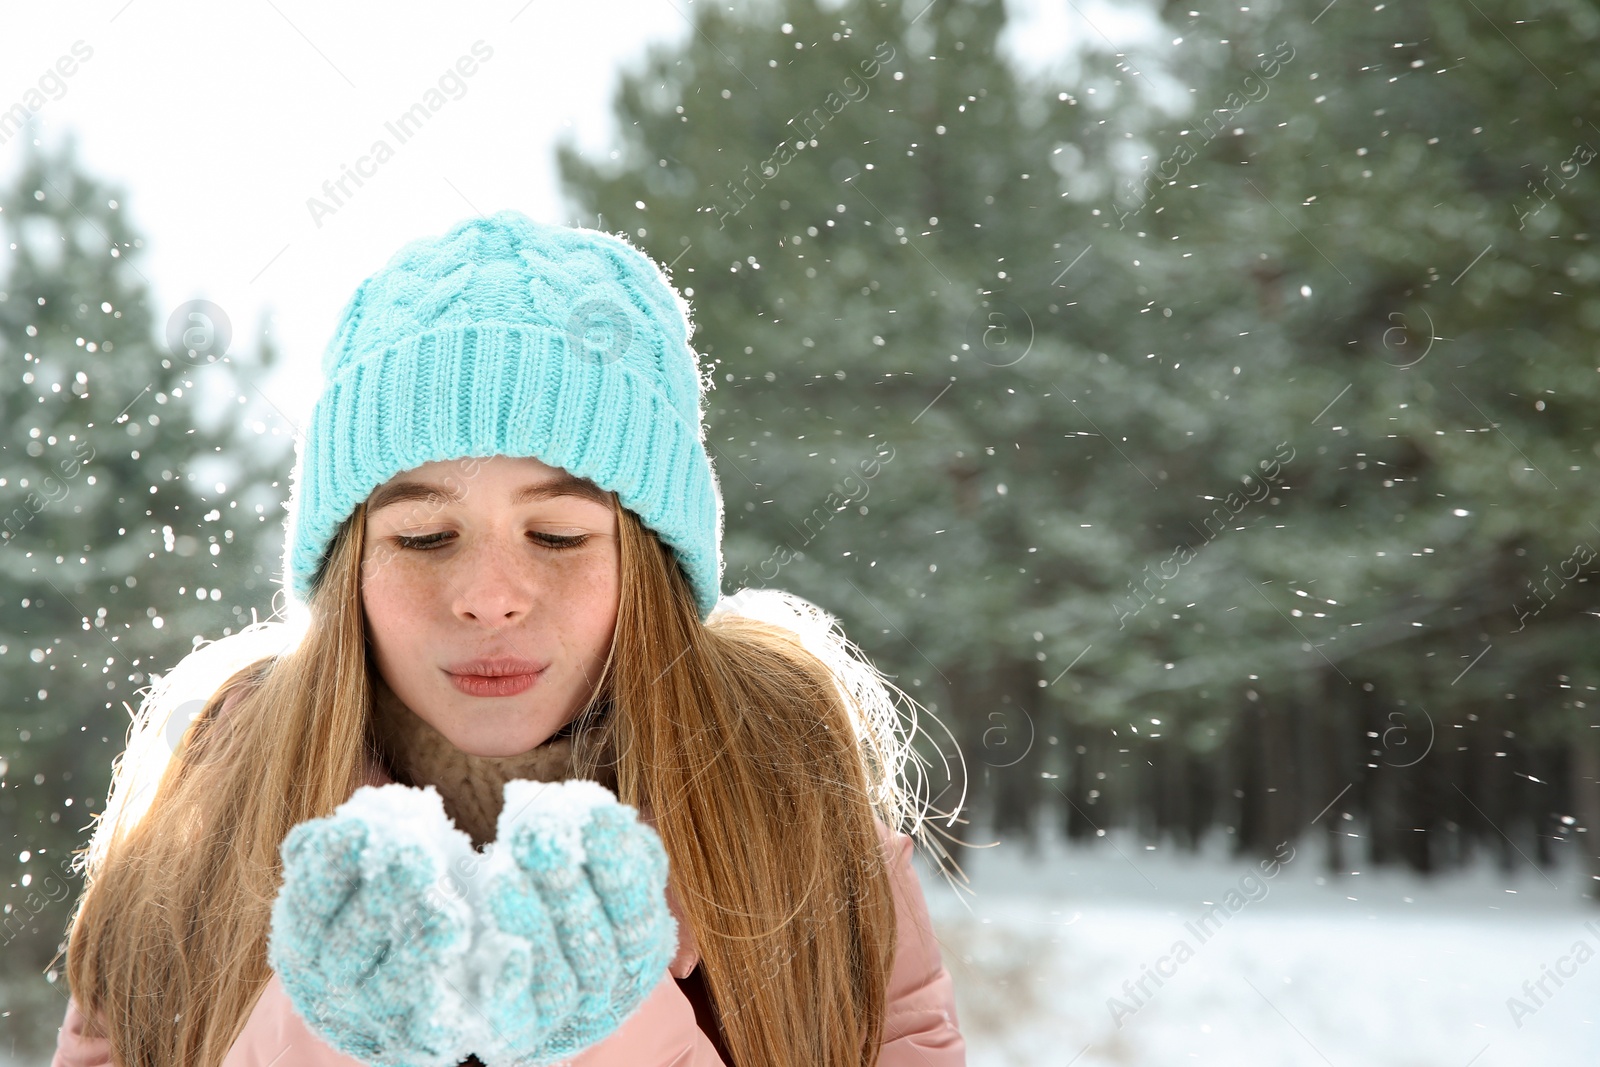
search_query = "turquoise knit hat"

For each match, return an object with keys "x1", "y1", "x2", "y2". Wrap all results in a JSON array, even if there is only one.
[{"x1": 281, "y1": 210, "x2": 725, "y2": 619}]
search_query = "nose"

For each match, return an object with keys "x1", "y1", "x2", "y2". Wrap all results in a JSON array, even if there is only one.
[{"x1": 450, "y1": 533, "x2": 535, "y2": 627}]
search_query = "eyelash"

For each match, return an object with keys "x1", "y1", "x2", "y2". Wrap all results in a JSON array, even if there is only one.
[{"x1": 392, "y1": 532, "x2": 590, "y2": 552}]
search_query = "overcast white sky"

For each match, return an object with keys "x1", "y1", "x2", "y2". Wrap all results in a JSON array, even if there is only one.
[{"x1": 1, "y1": 0, "x2": 1156, "y2": 438}]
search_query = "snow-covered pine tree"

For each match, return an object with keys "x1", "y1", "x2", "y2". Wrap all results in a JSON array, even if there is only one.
[{"x1": 0, "y1": 129, "x2": 290, "y2": 1042}]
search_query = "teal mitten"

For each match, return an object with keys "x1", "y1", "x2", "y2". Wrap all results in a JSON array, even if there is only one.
[
  {"x1": 268, "y1": 779, "x2": 678, "y2": 1067},
  {"x1": 267, "y1": 783, "x2": 482, "y2": 1067},
  {"x1": 472, "y1": 779, "x2": 679, "y2": 1065}
]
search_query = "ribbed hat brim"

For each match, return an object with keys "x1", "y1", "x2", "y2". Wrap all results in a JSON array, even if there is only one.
[{"x1": 283, "y1": 321, "x2": 723, "y2": 618}]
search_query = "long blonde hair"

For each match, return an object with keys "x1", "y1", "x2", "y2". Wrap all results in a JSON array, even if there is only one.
[{"x1": 58, "y1": 490, "x2": 963, "y2": 1066}]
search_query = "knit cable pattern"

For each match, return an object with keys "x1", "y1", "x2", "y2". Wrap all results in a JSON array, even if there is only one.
[{"x1": 281, "y1": 210, "x2": 724, "y2": 618}]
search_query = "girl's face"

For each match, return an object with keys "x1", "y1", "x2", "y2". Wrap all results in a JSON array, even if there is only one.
[{"x1": 360, "y1": 454, "x2": 621, "y2": 757}]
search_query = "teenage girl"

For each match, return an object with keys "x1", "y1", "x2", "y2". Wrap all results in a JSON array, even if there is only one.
[{"x1": 50, "y1": 212, "x2": 967, "y2": 1066}]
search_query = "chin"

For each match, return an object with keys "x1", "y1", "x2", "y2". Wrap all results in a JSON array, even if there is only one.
[
  {"x1": 459, "y1": 743, "x2": 529, "y2": 759},
  {"x1": 444, "y1": 720, "x2": 557, "y2": 758}
]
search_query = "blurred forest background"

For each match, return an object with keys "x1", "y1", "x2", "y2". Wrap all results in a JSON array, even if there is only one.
[{"x1": 3, "y1": 0, "x2": 1600, "y2": 1055}]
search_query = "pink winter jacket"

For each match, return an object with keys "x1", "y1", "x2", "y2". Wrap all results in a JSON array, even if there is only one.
[{"x1": 52, "y1": 698, "x2": 965, "y2": 1065}]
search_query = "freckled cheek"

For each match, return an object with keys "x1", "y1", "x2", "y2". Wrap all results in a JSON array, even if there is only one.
[
  {"x1": 572, "y1": 556, "x2": 622, "y2": 646},
  {"x1": 360, "y1": 554, "x2": 449, "y2": 636},
  {"x1": 549, "y1": 554, "x2": 617, "y2": 597}
]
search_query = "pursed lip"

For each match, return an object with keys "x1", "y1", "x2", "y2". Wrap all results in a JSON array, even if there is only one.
[{"x1": 443, "y1": 656, "x2": 548, "y2": 678}]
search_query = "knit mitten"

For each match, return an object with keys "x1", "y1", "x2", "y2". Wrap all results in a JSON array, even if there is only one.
[
  {"x1": 471, "y1": 779, "x2": 679, "y2": 1065},
  {"x1": 268, "y1": 783, "x2": 481, "y2": 1067},
  {"x1": 269, "y1": 779, "x2": 678, "y2": 1067}
]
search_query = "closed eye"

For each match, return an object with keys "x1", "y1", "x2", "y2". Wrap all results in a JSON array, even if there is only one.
[
  {"x1": 531, "y1": 532, "x2": 589, "y2": 550},
  {"x1": 391, "y1": 532, "x2": 590, "y2": 551}
]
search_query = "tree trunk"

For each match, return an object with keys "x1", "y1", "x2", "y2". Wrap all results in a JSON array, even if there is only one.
[{"x1": 1571, "y1": 727, "x2": 1600, "y2": 904}]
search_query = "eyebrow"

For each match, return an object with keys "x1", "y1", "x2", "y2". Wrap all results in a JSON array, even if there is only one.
[{"x1": 366, "y1": 473, "x2": 614, "y2": 513}]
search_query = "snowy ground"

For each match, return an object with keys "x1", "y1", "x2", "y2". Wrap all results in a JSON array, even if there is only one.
[{"x1": 919, "y1": 822, "x2": 1600, "y2": 1066}]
